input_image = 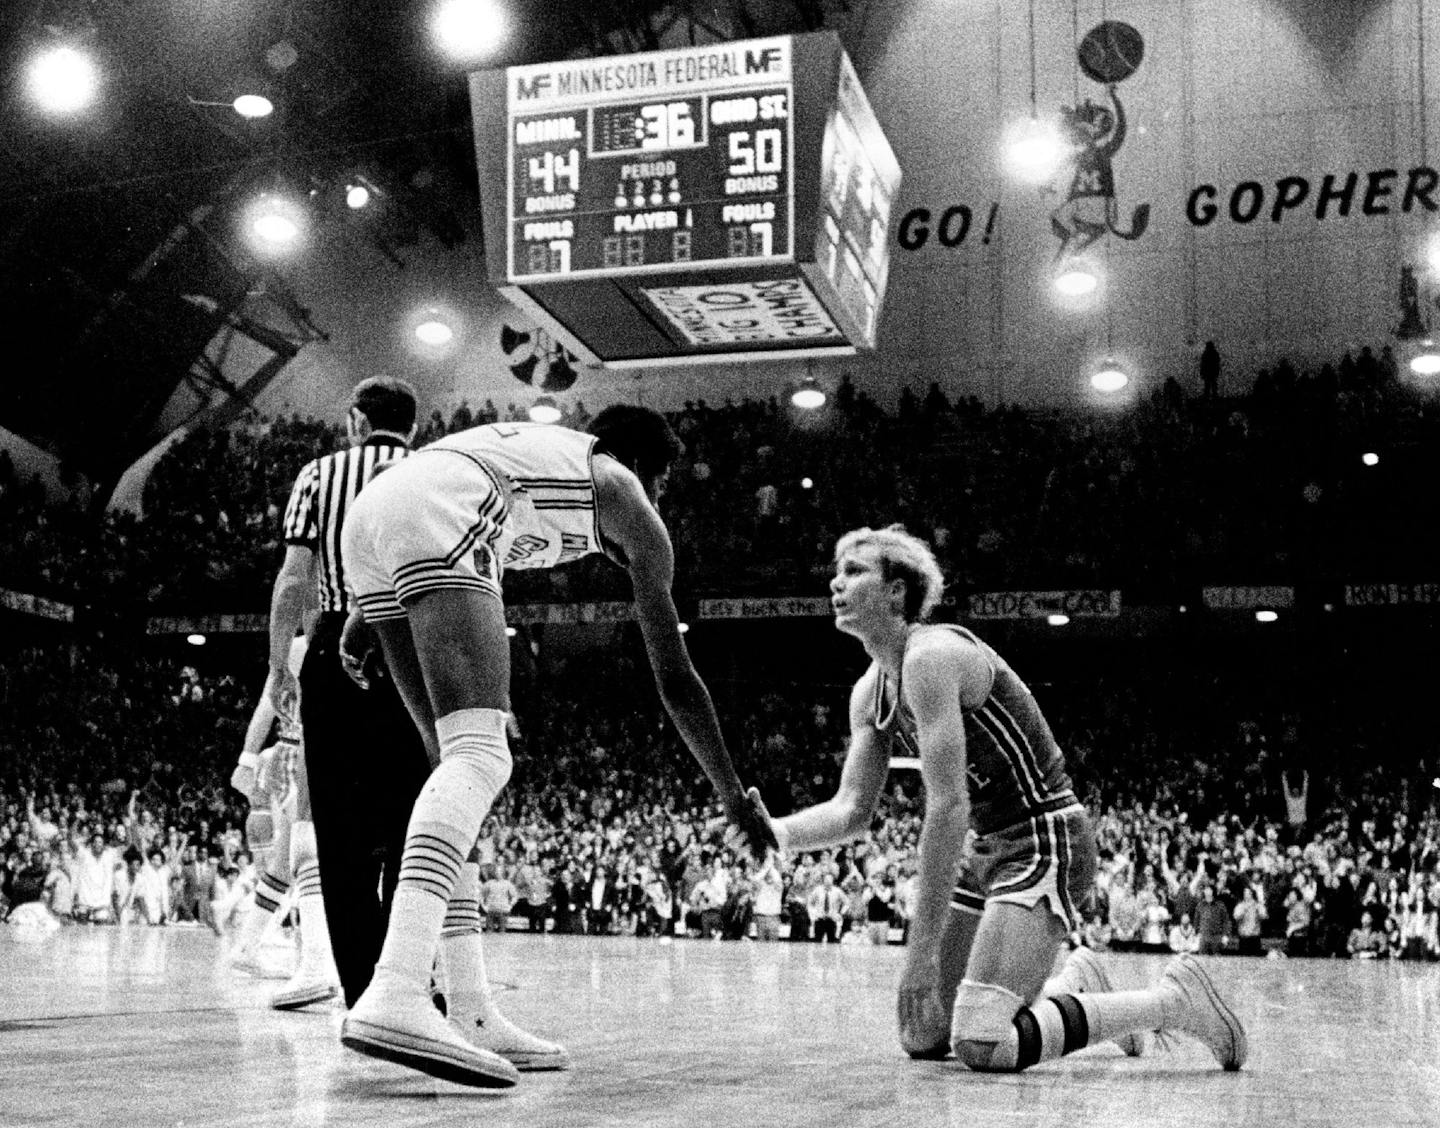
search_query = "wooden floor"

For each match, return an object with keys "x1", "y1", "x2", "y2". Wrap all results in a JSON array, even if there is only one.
[{"x1": 3, "y1": 926, "x2": 1438, "y2": 1127}]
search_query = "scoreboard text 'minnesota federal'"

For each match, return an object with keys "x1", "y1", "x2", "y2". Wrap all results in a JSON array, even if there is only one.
[{"x1": 468, "y1": 33, "x2": 900, "y2": 368}]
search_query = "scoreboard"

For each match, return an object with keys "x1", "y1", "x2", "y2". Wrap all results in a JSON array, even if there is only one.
[{"x1": 470, "y1": 34, "x2": 900, "y2": 367}]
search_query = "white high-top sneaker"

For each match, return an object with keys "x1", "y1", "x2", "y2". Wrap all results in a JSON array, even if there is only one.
[
  {"x1": 448, "y1": 1003, "x2": 570, "y2": 1071},
  {"x1": 1158, "y1": 955, "x2": 1248, "y2": 1071},
  {"x1": 341, "y1": 975, "x2": 521, "y2": 1088}
]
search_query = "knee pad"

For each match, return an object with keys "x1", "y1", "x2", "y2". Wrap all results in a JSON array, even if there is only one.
[
  {"x1": 245, "y1": 810, "x2": 275, "y2": 853},
  {"x1": 951, "y1": 980, "x2": 1024, "y2": 1071},
  {"x1": 290, "y1": 819, "x2": 318, "y2": 871}
]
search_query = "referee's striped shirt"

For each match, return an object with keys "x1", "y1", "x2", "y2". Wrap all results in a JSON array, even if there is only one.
[{"x1": 281, "y1": 435, "x2": 410, "y2": 613}]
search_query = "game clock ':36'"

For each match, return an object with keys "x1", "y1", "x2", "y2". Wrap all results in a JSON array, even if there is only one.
[{"x1": 510, "y1": 87, "x2": 793, "y2": 279}]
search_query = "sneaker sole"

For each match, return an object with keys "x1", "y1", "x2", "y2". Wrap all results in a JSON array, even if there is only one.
[
  {"x1": 341, "y1": 1017, "x2": 519, "y2": 1088},
  {"x1": 500, "y1": 1048, "x2": 570, "y2": 1072},
  {"x1": 272, "y1": 983, "x2": 339, "y2": 1011},
  {"x1": 1174, "y1": 957, "x2": 1247, "y2": 1071}
]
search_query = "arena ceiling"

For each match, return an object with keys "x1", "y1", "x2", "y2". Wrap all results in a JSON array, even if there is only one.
[{"x1": 0, "y1": 0, "x2": 841, "y2": 482}]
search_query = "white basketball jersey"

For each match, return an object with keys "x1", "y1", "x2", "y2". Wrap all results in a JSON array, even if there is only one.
[{"x1": 426, "y1": 422, "x2": 602, "y2": 571}]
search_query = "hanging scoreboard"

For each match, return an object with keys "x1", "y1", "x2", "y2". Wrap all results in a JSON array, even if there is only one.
[{"x1": 469, "y1": 33, "x2": 900, "y2": 367}]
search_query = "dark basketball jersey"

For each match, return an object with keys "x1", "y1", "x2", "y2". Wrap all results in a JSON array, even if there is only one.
[{"x1": 873, "y1": 624, "x2": 1077, "y2": 835}]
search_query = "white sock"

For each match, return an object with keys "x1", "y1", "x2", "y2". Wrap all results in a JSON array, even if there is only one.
[
  {"x1": 373, "y1": 709, "x2": 511, "y2": 994},
  {"x1": 290, "y1": 822, "x2": 334, "y2": 978},
  {"x1": 441, "y1": 862, "x2": 495, "y2": 1018},
  {"x1": 1075, "y1": 988, "x2": 1168, "y2": 1044}
]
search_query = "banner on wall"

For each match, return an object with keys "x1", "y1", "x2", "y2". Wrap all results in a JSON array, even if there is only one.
[
  {"x1": 0, "y1": 587, "x2": 74, "y2": 623},
  {"x1": 1201, "y1": 586, "x2": 1295, "y2": 610},
  {"x1": 698, "y1": 596, "x2": 832, "y2": 618},
  {"x1": 1344, "y1": 582, "x2": 1440, "y2": 606},
  {"x1": 965, "y1": 590, "x2": 1121, "y2": 620}
]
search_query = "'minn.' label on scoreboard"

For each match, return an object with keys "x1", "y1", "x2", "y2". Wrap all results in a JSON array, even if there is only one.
[{"x1": 642, "y1": 279, "x2": 842, "y2": 346}]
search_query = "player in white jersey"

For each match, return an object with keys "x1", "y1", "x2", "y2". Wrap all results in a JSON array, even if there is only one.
[
  {"x1": 335, "y1": 406, "x2": 774, "y2": 1087},
  {"x1": 231, "y1": 635, "x2": 340, "y2": 1008},
  {"x1": 742, "y1": 526, "x2": 1246, "y2": 1073}
]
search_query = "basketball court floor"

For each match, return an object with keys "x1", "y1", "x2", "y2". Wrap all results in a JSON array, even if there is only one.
[{"x1": 3, "y1": 926, "x2": 1436, "y2": 1127}]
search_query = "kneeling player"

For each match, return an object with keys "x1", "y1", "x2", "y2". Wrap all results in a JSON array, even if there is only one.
[{"x1": 753, "y1": 526, "x2": 1246, "y2": 1072}]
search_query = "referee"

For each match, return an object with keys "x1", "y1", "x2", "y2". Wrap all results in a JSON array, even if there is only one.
[{"x1": 266, "y1": 376, "x2": 431, "y2": 1008}]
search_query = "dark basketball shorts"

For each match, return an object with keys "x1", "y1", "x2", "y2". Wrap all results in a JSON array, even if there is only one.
[
  {"x1": 341, "y1": 449, "x2": 513, "y2": 623},
  {"x1": 950, "y1": 802, "x2": 1098, "y2": 933}
]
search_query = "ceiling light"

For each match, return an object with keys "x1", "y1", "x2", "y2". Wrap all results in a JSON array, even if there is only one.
[
  {"x1": 801, "y1": 477, "x2": 814, "y2": 490},
  {"x1": 1361, "y1": 451, "x2": 1379, "y2": 467},
  {"x1": 677, "y1": 622, "x2": 690, "y2": 634},
  {"x1": 27, "y1": 45, "x2": 99, "y2": 114},
  {"x1": 529, "y1": 396, "x2": 561, "y2": 424},
  {"x1": 233, "y1": 94, "x2": 273, "y2": 119},
  {"x1": 345, "y1": 183, "x2": 371, "y2": 209},
  {"x1": 1004, "y1": 116, "x2": 1069, "y2": 183},
  {"x1": 186, "y1": 633, "x2": 207, "y2": 646},
  {"x1": 505, "y1": 626, "x2": 517, "y2": 638},
  {"x1": 434, "y1": 0, "x2": 506, "y2": 60},
  {"x1": 1090, "y1": 361, "x2": 1128, "y2": 393},
  {"x1": 791, "y1": 379, "x2": 826, "y2": 409},
  {"x1": 415, "y1": 319, "x2": 453, "y2": 345},
  {"x1": 1410, "y1": 341, "x2": 1440, "y2": 376},
  {"x1": 1046, "y1": 613, "x2": 1070, "y2": 626},
  {"x1": 1255, "y1": 610, "x2": 1278, "y2": 623},
  {"x1": 1054, "y1": 264, "x2": 1099, "y2": 296}
]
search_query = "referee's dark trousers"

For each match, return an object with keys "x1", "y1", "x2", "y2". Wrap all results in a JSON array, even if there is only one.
[{"x1": 301, "y1": 611, "x2": 431, "y2": 1007}]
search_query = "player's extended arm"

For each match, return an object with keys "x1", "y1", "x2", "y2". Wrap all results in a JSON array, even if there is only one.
[
  {"x1": 598, "y1": 461, "x2": 772, "y2": 856},
  {"x1": 902, "y1": 637, "x2": 973, "y2": 970},
  {"x1": 772, "y1": 671, "x2": 891, "y2": 853},
  {"x1": 266, "y1": 545, "x2": 316, "y2": 718},
  {"x1": 233, "y1": 677, "x2": 279, "y2": 799}
]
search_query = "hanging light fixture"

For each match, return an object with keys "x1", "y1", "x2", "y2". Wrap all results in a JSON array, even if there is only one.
[
  {"x1": 529, "y1": 395, "x2": 561, "y2": 423},
  {"x1": 1054, "y1": 262, "x2": 1099, "y2": 296},
  {"x1": 1005, "y1": 0, "x2": 1069, "y2": 183},
  {"x1": 1090, "y1": 359, "x2": 1128, "y2": 393},
  {"x1": 1411, "y1": 342, "x2": 1440, "y2": 376},
  {"x1": 791, "y1": 377, "x2": 826, "y2": 409}
]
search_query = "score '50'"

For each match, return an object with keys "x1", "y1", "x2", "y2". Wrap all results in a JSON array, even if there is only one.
[{"x1": 728, "y1": 129, "x2": 784, "y2": 175}]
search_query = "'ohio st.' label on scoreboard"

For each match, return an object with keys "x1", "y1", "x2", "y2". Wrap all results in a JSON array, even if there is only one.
[
  {"x1": 504, "y1": 38, "x2": 796, "y2": 281},
  {"x1": 642, "y1": 279, "x2": 842, "y2": 346}
]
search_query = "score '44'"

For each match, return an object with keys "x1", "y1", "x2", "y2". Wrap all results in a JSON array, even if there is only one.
[{"x1": 529, "y1": 148, "x2": 580, "y2": 194}]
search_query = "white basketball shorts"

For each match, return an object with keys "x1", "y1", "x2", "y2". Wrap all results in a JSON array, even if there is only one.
[{"x1": 341, "y1": 449, "x2": 513, "y2": 622}]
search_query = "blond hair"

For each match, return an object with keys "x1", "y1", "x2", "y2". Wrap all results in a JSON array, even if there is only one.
[{"x1": 833, "y1": 524, "x2": 946, "y2": 622}]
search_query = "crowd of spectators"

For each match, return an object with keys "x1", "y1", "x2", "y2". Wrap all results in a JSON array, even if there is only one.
[
  {"x1": 3, "y1": 342, "x2": 1438, "y2": 612},
  {"x1": 3, "y1": 635, "x2": 1436, "y2": 960},
  {"x1": 2, "y1": 341, "x2": 1437, "y2": 956}
]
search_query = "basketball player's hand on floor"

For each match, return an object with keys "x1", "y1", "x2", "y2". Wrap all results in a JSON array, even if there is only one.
[
  {"x1": 339, "y1": 610, "x2": 377, "y2": 690},
  {"x1": 897, "y1": 962, "x2": 950, "y2": 1060},
  {"x1": 719, "y1": 787, "x2": 779, "y2": 863}
]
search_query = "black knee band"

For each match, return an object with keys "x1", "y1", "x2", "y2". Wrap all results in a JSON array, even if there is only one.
[
  {"x1": 1052, "y1": 993, "x2": 1090, "y2": 1054},
  {"x1": 1013, "y1": 1009, "x2": 1042, "y2": 1070}
]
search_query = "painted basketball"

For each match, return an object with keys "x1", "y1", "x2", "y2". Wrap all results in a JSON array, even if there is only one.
[{"x1": 1077, "y1": 21, "x2": 1145, "y2": 84}]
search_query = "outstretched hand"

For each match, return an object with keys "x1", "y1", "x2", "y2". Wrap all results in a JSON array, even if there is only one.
[{"x1": 720, "y1": 786, "x2": 778, "y2": 864}]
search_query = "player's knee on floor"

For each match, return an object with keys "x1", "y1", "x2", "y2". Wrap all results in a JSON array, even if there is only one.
[{"x1": 951, "y1": 981, "x2": 1026, "y2": 1072}]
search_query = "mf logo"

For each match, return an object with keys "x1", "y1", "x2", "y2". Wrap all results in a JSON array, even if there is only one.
[
  {"x1": 744, "y1": 46, "x2": 783, "y2": 74},
  {"x1": 515, "y1": 73, "x2": 552, "y2": 100},
  {"x1": 1046, "y1": 21, "x2": 1151, "y2": 263}
]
